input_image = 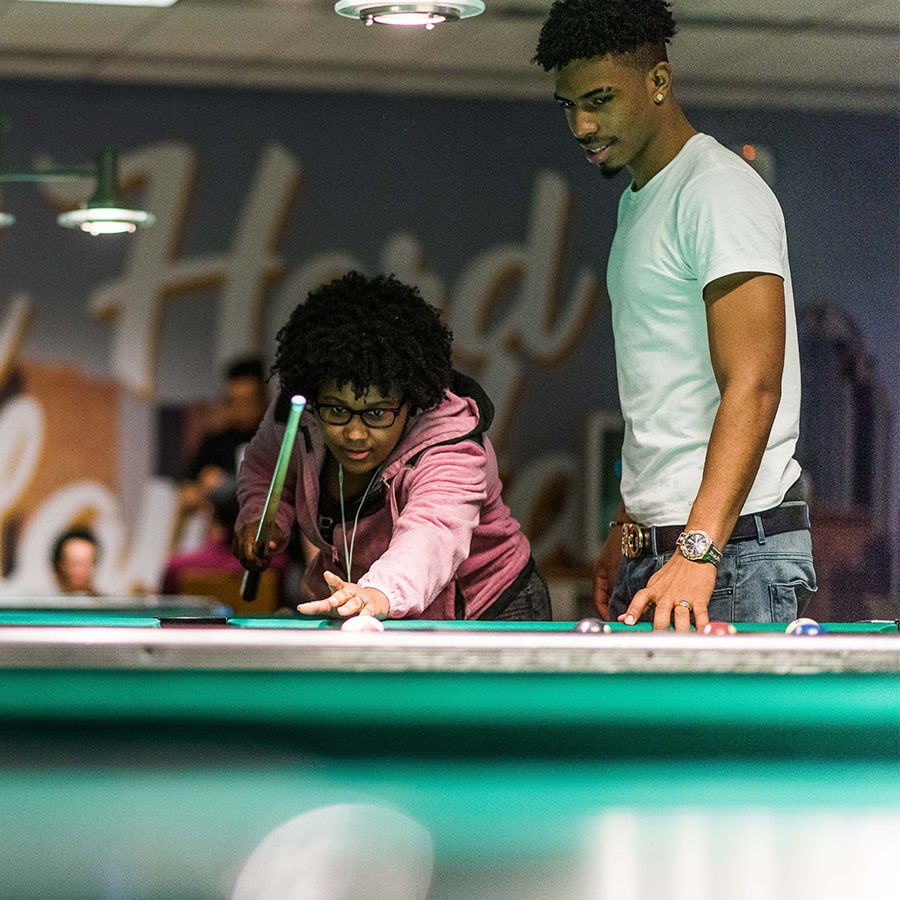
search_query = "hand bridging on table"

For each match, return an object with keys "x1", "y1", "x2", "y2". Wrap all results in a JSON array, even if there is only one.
[
  {"x1": 232, "y1": 520, "x2": 284, "y2": 573},
  {"x1": 296, "y1": 571, "x2": 390, "y2": 620},
  {"x1": 619, "y1": 553, "x2": 717, "y2": 633}
]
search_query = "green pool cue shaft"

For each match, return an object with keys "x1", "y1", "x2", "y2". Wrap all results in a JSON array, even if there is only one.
[{"x1": 240, "y1": 394, "x2": 306, "y2": 602}]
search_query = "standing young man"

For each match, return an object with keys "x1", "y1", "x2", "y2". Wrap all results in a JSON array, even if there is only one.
[{"x1": 534, "y1": 0, "x2": 815, "y2": 631}]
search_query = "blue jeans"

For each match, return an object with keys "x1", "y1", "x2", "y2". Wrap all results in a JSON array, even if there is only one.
[
  {"x1": 484, "y1": 565, "x2": 553, "y2": 621},
  {"x1": 609, "y1": 528, "x2": 817, "y2": 623}
]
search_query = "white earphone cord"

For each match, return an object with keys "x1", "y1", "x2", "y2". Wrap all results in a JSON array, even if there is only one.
[{"x1": 337, "y1": 463, "x2": 380, "y2": 581}]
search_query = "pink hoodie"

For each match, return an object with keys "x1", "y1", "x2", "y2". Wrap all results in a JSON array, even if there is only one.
[{"x1": 236, "y1": 374, "x2": 532, "y2": 619}]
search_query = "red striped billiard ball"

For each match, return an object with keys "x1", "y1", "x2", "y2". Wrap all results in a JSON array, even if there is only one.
[{"x1": 702, "y1": 621, "x2": 737, "y2": 635}]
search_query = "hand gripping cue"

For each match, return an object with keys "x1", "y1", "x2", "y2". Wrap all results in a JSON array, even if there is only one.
[{"x1": 240, "y1": 394, "x2": 306, "y2": 602}]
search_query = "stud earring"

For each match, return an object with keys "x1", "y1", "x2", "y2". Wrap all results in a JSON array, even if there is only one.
[{"x1": 655, "y1": 92, "x2": 665, "y2": 103}]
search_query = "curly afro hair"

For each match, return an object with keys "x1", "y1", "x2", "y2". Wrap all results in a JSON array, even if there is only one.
[
  {"x1": 271, "y1": 271, "x2": 453, "y2": 417},
  {"x1": 533, "y1": 0, "x2": 676, "y2": 72}
]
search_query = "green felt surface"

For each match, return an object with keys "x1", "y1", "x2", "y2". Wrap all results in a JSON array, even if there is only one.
[{"x1": 0, "y1": 609, "x2": 896, "y2": 631}]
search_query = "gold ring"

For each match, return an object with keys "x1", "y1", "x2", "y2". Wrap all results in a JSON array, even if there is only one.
[{"x1": 678, "y1": 599, "x2": 691, "y2": 608}]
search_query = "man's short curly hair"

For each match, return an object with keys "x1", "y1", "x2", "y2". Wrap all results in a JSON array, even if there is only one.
[
  {"x1": 533, "y1": 0, "x2": 676, "y2": 72},
  {"x1": 271, "y1": 271, "x2": 453, "y2": 416}
]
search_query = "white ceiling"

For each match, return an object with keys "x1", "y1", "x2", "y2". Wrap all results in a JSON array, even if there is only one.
[{"x1": 0, "y1": 0, "x2": 896, "y2": 111}]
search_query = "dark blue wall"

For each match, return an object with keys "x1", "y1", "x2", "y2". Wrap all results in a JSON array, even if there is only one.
[{"x1": 1, "y1": 78, "x2": 897, "y2": 597}]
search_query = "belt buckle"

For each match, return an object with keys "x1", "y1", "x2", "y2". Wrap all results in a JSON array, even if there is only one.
[{"x1": 621, "y1": 523, "x2": 645, "y2": 558}]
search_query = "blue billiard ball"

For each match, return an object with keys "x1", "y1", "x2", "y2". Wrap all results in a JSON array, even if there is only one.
[
  {"x1": 791, "y1": 622, "x2": 826, "y2": 635},
  {"x1": 786, "y1": 618, "x2": 826, "y2": 635},
  {"x1": 786, "y1": 617, "x2": 820, "y2": 635}
]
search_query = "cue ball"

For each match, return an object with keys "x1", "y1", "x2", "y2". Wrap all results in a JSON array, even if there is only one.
[
  {"x1": 341, "y1": 615, "x2": 385, "y2": 632},
  {"x1": 702, "y1": 621, "x2": 737, "y2": 636},
  {"x1": 785, "y1": 617, "x2": 822, "y2": 635},
  {"x1": 574, "y1": 617, "x2": 611, "y2": 634}
]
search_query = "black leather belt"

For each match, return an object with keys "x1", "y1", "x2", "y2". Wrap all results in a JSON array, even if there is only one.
[{"x1": 617, "y1": 503, "x2": 810, "y2": 559}]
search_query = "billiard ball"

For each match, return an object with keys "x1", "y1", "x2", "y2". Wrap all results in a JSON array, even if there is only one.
[
  {"x1": 702, "y1": 621, "x2": 737, "y2": 636},
  {"x1": 574, "y1": 617, "x2": 611, "y2": 634},
  {"x1": 340, "y1": 615, "x2": 385, "y2": 632},
  {"x1": 789, "y1": 622, "x2": 827, "y2": 636},
  {"x1": 785, "y1": 617, "x2": 824, "y2": 635}
]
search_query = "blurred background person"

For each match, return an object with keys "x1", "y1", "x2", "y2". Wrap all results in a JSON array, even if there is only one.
[
  {"x1": 164, "y1": 485, "x2": 291, "y2": 612},
  {"x1": 51, "y1": 527, "x2": 100, "y2": 595},
  {"x1": 179, "y1": 356, "x2": 270, "y2": 517}
]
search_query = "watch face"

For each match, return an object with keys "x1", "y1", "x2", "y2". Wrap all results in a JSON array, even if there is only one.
[{"x1": 681, "y1": 530, "x2": 711, "y2": 559}]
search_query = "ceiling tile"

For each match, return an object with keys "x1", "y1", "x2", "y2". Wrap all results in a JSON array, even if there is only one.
[
  {"x1": 0, "y1": 2, "x2": 159, "y2": 52},
  {"x1": 0, "y1": 0, "x2": 894, "y2": 112}
]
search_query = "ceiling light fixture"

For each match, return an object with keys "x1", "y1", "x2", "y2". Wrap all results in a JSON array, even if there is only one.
[
  {"x1": 0, "y1": 116, "x2": 155, "y2": 236},
  {"x1": 15, "y1": 1, "x2": 179, "y2": 8},
  {"x1": 56, "y1": 150, "x2": 155, "y2": 235},
  {"x1": 334, "y1": 0, "x2": 484, "y2": 29}
]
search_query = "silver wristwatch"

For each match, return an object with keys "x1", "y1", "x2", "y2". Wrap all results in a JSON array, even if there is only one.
[{"x1": 675, "y1": 529, "x2": 723, "y2": 566}]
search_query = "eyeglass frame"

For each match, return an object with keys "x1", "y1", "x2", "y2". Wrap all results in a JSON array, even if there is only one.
[{"x1": 313, "y1": 399, "x2": 406, "y2": 429}]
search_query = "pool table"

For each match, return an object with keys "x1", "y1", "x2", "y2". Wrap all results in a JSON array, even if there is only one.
[
  {"x1": 0, "y1": 592, "x2": 232, "y2": 617},
  {"x1": 1, "y1": 609, "x2": 898, "y2": 900}
]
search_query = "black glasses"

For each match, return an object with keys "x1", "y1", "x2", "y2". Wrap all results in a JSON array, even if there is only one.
[{"x1": 314, "y1": 402, "x2": 404, "y2": 429}]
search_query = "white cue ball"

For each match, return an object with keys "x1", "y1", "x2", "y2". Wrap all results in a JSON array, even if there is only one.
[
  {"x1": 231, "y1": 802, "x2": 433, "y2": 900},
  {"x1": 340, "y1": 615, "x2": 385, "y2": 632}
]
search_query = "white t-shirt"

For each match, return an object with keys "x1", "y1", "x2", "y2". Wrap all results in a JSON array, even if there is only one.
[{"x1": 606, "y1": 133, "x2": 802, "y2": 525}]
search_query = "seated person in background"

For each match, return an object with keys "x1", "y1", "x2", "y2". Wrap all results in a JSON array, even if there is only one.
[
  {"x1": 51, "y1": 527, "x2": 101, "y2": 595},
  {"x1": 164, "y1": 487, "x2": 288, "y2": 605},
  {"x1": 234, "y1": 271, "x2": 551, "y2": 622},
  {"x1": 179, "y1": 356, "x2": 270, "y2": 518}
]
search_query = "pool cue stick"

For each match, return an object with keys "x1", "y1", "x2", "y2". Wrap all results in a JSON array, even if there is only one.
[{"x1": 240, "y1": 394, "x2": 306, "y2": 602}]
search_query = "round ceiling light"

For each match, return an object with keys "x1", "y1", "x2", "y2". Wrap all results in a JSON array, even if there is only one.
[{"x1": 334, "y1": 1, "x2": 485, "y2": 27}]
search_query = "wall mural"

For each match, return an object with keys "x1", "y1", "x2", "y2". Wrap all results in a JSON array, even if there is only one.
[{"x1": 0, "y1": 81, "x2": 897, "y2": 616}]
